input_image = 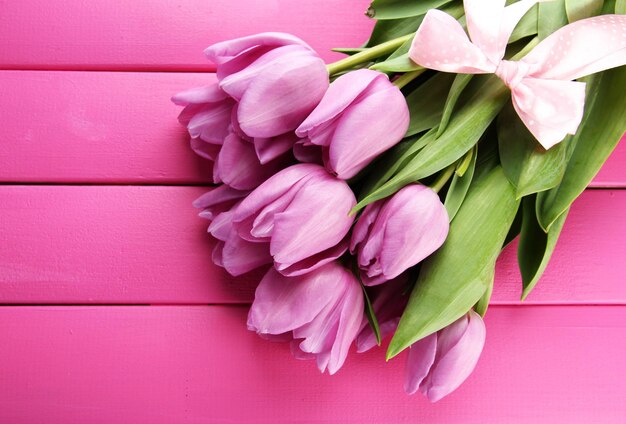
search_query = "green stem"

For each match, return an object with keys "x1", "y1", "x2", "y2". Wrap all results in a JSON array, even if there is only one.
[
  {"x1": 326, "y1": 33, "x2": 413, "y2": 76},
  {"x1": 430, "y1": 163, "x2": 456, "y2": 193},
  {"x1": 393, "y1": 68, "x2": 425, "y2": 89}
]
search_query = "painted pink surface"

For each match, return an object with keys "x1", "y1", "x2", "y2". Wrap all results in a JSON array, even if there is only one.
[
  {"x1": 1, "y1": 305, "x2": 625, "y2": 423},
  {"x1": 1, "y1": 186, "x2": 625, "y2": 305},
  {"x1": 0, "y1": 71, "x2": 213, "y2": 184},
  {"x1": 0, "y1": 70, "x2": 624, "y2": 185},
  {"x1": 0, "y1": 0, "x2": 372, "y2": 71}
]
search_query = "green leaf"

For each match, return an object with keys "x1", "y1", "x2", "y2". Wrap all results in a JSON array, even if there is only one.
[
  {"x1": 518, "y1": 197, "x2": 569, "y2": 300},
  {"x1": 366, "y1": 0, "x2": 453, "y2": 20},
  {"x1": 474, "y1": 272, "x2": 494, "y2": 317},
  {"x1": 406, "y1": 73, "x2": 456, "y2": 137},
  {"x1": 538, "y1": 0, "x2": 568, "y2": 39},
  {"x1": 437, "y1": 74, "x2": 473, "y2": 137},
  {"x1": 537, "y1": 67, "x2": 626, "y2": 231},
  {"x1": 355, "y1": 75, "x2": 510, "y2": 212},
  {"x1": 617, "y1": 0, "x2": 626, "y2": 13},
  {"x1": 565, "y1": 0, "x2": 603, "y2": 22},
  {"x1": 366, "y1": 3, "x2": 464, "y2": 45},
  {"x1": 362, "y1": 285, "x2": 382, "y2": 345},
  {"x1": 387, "y1": 165, "x2": 520, "y2": 359},
  {"x1": 331, "y1": 47, "x2": 368, "y2": 56},
  {"x1": 497, "y1": 103, "x2": 567, "y2": 199},
  {"x1": 503, "y1": 204, "x2": 523, "y2": 248},
  {"x1": 509, "y1": 4, "x2": 539, "y2": 42},
  {"x1": 370, "y1": 53, "x2": 422, "y2": 72},
  {"x1": 444, "y1": 146, "x2": 477, "y2": 221}
]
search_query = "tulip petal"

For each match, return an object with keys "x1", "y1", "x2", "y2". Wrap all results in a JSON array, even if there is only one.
[
  {"x1": 276, "y1": 237, "x2": 348, "y2": 277},
  {"x1": 189, "y1": 138, "x2": 221, "y2": 161},
  {"x1": 253, "y1": 132, "x2": 298, "y2": 165},
  {"x1": 172, "y1": 84, "x2": 229, "y2": 106},
  {"x1": 422, "y1": 311, "x2": 486, "y2": 402},
  {"x1": 221, "y1": 232, "x2": 272, "y2": 276},
  {"x1": 236, "y1": 48, "x2": 329, "y2": 138},
  {"x1": 270, "y1": 175, "x2": 356, "y2": 266},
  {"x1": 404, "y1": 334, "x2": 438, "y2": 395},
  {"x1": 247, "y1": 266, "x2": 342, "y2": 335}
]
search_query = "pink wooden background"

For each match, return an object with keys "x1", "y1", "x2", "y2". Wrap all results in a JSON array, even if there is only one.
[{"x1": 0, "y1": 1, "x2": 625, "y2": 422}]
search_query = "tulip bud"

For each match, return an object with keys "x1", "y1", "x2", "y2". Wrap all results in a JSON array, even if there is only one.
[
  {"x1": 247, "y1": 263, "x2": 364, "y2": 375},
  {"x1": 350, "y1": 184, "x2": 449, "y2": 286},
  {"x1": 296, "y1": 69, "x2": 410, "y2": 179},
  {"x1": 404, "y1": 310, "x2": 486, "y2": 402},
  {"x1": 228, "y1": 164, "x2": 356, "y2": 276},
  {"x1": 206, "y1": 33, "x2": 329, "y2": 139}
]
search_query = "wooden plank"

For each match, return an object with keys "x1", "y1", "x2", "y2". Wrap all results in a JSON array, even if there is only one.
[
  {"x1": 0, "y1": 305, "x2": 624, "y2": 423},
  {"x1": 0, "y1": 71, "x2": 213, "y2": 184},
  {"x1": 0, "y1": 186, "x2": 625, "y2": 305},
  {"x1": 0, "y1": 0, "x2": 373, "y2": 71},
  {"x1": 1, "y1": 70, "x2": 624, "y2": 185}
]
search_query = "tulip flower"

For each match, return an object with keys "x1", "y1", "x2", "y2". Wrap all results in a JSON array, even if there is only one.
[
  {"x1": 355, "y1": 275, "x2": 408, "y2": 353},
  {"x1": 229, "y1": 164, "x2": 356, "y2": 276},
  {"x1": 206, "y1": 32, "x2": 329, "y2": 139},
  {"x1": 350, "y1": 184, "x2": 449, "y2": 286},
  {"x1": 295, "y1": 69, "x2": 410, "y2": 179},
  {"x1": 172, "y1": 83, "x2": 235, "y2": 161},
  {"x1": 193, "y1": 184, "x2": 249, "y2": 221},
  {"x1": 247, "y1": 263, "x2": 364, "y2": 375},
  {"x1": 404, "y1": 310, "x2": 486, "y2": 402}
]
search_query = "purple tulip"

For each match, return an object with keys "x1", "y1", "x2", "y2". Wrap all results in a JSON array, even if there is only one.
[
  {"x1": 193, "y1": 184, "x2": 249, "y2": 221},
  {"x1": 295, "y1": 69, "x2": 410, "y2": 179},
  {"x1": 227, "y1": 164, "x2": 357, "y2": 276},
  {"x1": 172, "y1": 83, "x2": 235, "y2": 161},
  {"x1": 206, "y1": 33, "x2": 329, "y2": 139},
  {"x1": 350, "y1": 184, "x2": 449, "y2": 286},
  {"x1": 404, "y1": 310, "x2": 486, "y2": 402},
  {"x1": 355, "y1": 275, "x2": 409, "y2": 353},
  {"x1": 247, "y1": 263, "x2": 364, "y2": 374}
]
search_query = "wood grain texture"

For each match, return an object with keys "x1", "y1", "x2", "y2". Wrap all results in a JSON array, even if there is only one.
[
  {"x1": 0, "y1": 71, "x2": 213, "y2": 184},
  {"x1": 0, "y1": 0, "x2": 373, "y2": 71},
  {"x1": 0, "y1": 305, "x2": 624, "y2": 423},
  {"x1": 1, "y1": 70, "x2": 625, "y2": 185},
  {"x1": 1, "y1": 186, "x2": 624, "y2": 304}
]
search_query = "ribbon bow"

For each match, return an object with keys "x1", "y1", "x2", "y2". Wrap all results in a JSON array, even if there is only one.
[{"x1": 409, "y1": 0, "x2": 626, "y2": 149}]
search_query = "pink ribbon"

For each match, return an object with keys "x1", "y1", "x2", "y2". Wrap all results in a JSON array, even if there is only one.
[{"x1": 409, "y1": 0, "x2": 626, "y2": 149}]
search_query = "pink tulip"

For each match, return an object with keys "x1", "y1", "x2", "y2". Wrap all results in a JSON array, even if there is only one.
[
  {"x1": 172, "y1": 83, "x2": 235, "y2": 161},
  {"x1": 355, "y1": 275, "x2": 408, "y2": 353},
  {"x1": 206, "y1": 33, "x2": 329, "y2": 139},
  {"x1": 404, "y1": 310, "x2": 486, "y2": 402},
  {"x1": 193, "y1": 184, "x2": 249, "y2": 221},
  {"x1": 247, "y1": 263, "x2": 364, "y2": 374},
  {"x1": 350, "y1": 184, "x2": 449, "y2": 286},
  {"x1": 228, "y1": 164, "x2": 356, "y2": 276},
  {"x1": 296, "y1": 69, "x2": 410, "y2": 179}
]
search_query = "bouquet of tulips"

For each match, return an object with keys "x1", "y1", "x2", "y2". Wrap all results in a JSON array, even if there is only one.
[{"x1": 173, "y1": 0, "x2": 626, "y2": 401}]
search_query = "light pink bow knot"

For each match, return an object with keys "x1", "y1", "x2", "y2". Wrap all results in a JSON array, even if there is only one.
[{"x1": 409, "y1": 0, "x2": 626, "y2": 149}]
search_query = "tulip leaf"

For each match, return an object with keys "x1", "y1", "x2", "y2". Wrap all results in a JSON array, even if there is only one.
[
  {"x1": 474, "y1": 271, "x2": 494, "y2": 317},
  {"x1": 367, "y1": 16, "x2": 424, "y2": 46},
  {"x1": 370, "y1": 53, "x2": 422, "y2": 72},
  {"x1": 437, "y1": 74, "x2": 473, "y2": 137},
  {"x1": 331, "y1": 47, "x2": 368, "y2": 56},
  {"x1": 444, "y1": 145, "x2": 477, "y2": 221},
  {"x1": 538, "y1": 0, "x2": 568, "y2": 39},
  {"x1": 497, "y1": 103, "x2": 567, "y2": 199},
  {"x1": 387, "y1": 165, "x2": 520, "y2": 359},
  {"x1": 518, "y1": 196, "x2": 569, "y2": 300},
  {"x1": 503, "y1": 204, "x2": 523, "y2": 248},
  {"x1": 362, "y1": 285, "x2": 382, "y2": 345},
  {"x1": 509, "y1": 4, "x2": 539, "y2": 42},
  {"x1": 565, "y1": 0, "x2": 603, "y2": 22},
  {"x1": 617, "y1": 0, "x2": 626, "y2": 13},
  {"x1": 366, "y1": 0, "x2": 452, "y2": 20},
  {"x1": 355, "y1": 75, "x2": 510, "y2": 212},
  {"x1": 406, "y1": 73, "x2": 456, "y2": 137},
  {"x1": 537, "y1": 67, "x2": 626, "y2": 231}
]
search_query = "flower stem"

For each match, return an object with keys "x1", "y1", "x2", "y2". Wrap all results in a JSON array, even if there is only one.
[
  {"x1": 326, "y1": 33, "x2": 414, "y2": 76},
  {"x1": 430, "y1": 164, "x2": 456, "y2": 193},
  {"x1": 393, "y1": 68, "x2": 425, "y2": 89}
]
